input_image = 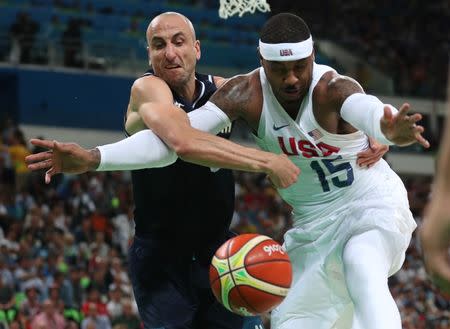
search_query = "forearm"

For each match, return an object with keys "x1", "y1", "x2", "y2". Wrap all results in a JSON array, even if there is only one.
[
  {"x1": 340, "y1": 93, "x2": 397, "y2": 145},
  {"x1": 96, "y1": 129, "x2": 177, "y2": 171},
  {"x1": 138, "y1": 101, "x2": 276, "y2": 173},
  {"x1": 97, "y1": 102, "x2": 232, "y2": 171},
  {"x1": 177, "y1": 129, "x2": 274, "y2": 174}
]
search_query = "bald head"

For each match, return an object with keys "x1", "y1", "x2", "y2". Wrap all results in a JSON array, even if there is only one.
[
  {"x1": 145, "y1": 11, "x2": 201, "y2": 88},
  {"x1": 146, "y1": 12, "x2": 196, "y2": 46}
]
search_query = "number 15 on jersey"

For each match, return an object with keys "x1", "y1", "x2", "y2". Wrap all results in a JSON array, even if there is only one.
[{"x1": 310, "y1": 155, "x2": 354, "y2": 192}]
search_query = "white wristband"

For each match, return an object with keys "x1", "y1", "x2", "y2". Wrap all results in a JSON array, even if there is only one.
[
  {"x1": 341, "y1": 93, "x2": 398, "y2": 145},
  {"x1": 96, "y1": 101, "x2": 232, "y2": 171}
]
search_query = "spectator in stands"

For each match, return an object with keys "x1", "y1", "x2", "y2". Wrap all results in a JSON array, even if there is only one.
[
  {"x1": 0, "y1": 139, "x2": 14, "y2": 188},
  {"x1": 67, "y1": 265, "x2": 85, "y2": 308},
  {"x1": 52, "y1": 270, "x2": 74, "y2": 308},
  {"x1": 0, "y1": 276, "x2": 15, "y2": 316},
  {"x1": 20, "y1": 286, "x2": 41, "y2": 319},
  {"x1": 111, "y1": 299, "x2": 140, "y2": 329},
  {"x1": 9, "y1": 12, "x2": 39, "y2": 64},
  {"x1": 81, "y1": 287, "x2": 107, "y2": 317},
  {"x1": 30, "y1": 299, "x2": 65, "y2": 329},
  {"x1": 106, "y1": 286, "x2": 123, "y2": 320},
  {"x1": 7, "y1": 129, "x2": 30, "y2": 191},
  {"x1": 81, "y1": 302, "x2": 111, "y2": 329},
  {"x1": 111, "y1": 208, "x2": 133, "y2": 256}
]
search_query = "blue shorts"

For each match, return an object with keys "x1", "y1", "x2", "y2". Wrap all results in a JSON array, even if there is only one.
[{"x1": 128, "y1": 236, "x2": 264, "y2": 329}]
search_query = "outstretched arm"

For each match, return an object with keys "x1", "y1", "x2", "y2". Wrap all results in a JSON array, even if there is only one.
[
  {"x1": 326, "y1": 74, "x2": 429, "y2": 148},
  {"x1": 27, "y1": 75, "x2": 300, "y2": 188},
  {"x1": 135, "y1": 74, "x2": 299, "y2": 187},
  {"x1": 420, "y1": 93, "x2": 450, "y2": 294}
]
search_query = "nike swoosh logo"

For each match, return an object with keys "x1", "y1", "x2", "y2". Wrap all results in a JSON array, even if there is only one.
[{"x1": 273, "y1": 123, "x2": 289, "y2": 131}]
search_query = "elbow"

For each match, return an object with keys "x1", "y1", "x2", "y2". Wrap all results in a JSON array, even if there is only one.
[{"x1": 170, "y1": 136, "x2": 196, "y2": 158}]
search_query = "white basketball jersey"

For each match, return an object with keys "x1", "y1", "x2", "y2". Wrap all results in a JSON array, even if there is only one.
[{"x1": 254, "y1": 63, "x2": 409, "y2": 223}]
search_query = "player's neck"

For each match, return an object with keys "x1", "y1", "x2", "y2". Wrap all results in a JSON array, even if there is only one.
[
  {"x1": 172, "y1": 77, "x2": 197, "y2": 103},
  {"x1": 276, "y1": 97, "x2": 304, "y2": 120}
]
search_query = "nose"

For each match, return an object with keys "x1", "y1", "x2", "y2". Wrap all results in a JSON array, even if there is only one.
[
  {"x1": 283, "y1": 70, "x2": 299, "y2": 85},
  {"x1": 164, "y1": 44, "x2": 177, "y2": 61}
]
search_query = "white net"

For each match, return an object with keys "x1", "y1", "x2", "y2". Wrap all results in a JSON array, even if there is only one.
[{"x1": 219, "y1": 0, "x2": 271, "y2": 19}]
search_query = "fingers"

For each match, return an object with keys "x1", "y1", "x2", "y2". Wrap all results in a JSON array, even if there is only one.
[
  {"x1": 45, "y1": 168, "x2": 55, "y2": 184},
  {"x1": 409, "y1": 113, "x2": 423, "y2": 124},
  {"x1": 412, "y1": 125, "x2": 430, "y2": 148},
  {"x1": 25, "y1": 151, "x2": 53, "y2": 165},
  {"x1": 356, "y1": 141, "x2": 388, "y2": 167},
  {"x1": 29, "y1": 138, "x2": 56, "y2": 149},
  {"x1": 416, "y1": 133, "x2": 430, "y2": 148},
  {"x1": 381, "y1": 106, "x2": 393, "y2": 124},
  {"x1": 27, "y1": 159, "x2": 53, "y2": 171},
  {"x1": 397, "y1": 103, "x2": 411, "y2": 118},
  {"x1": 357, "y1": 157, "x2": 381, "y2": 168}
]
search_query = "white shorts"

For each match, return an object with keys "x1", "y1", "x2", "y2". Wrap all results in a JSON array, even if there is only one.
[{"x1": 270, "y1": 188, "x2": 416, "y2": 329}]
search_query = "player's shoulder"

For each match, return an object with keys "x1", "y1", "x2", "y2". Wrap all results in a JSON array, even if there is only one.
[
  {"x1": 131, "y1": 74, "x2": 171, "y2": 98},
  {"x1": 209, "y1": 69, "x2": 261, "y2": 121},
  {"x1": 314, "y1": 72, "x2": 364, "y2": 109},
  {"x1": 218, "y1": 69, "x2": 260, "y2": 93}
]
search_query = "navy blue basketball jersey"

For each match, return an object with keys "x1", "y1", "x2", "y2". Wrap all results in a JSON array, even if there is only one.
[{"x1": 127, "y1": 71, "x2": 235, "y2": 259}]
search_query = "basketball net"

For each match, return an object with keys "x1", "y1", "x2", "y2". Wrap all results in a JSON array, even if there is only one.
[{"x1": 219, "y1": 0, "x2": 271, "y2": 19}]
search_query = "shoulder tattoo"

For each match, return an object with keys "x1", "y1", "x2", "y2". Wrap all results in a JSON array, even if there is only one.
[
  {"x1": 327, "y1": 75, "x2": 364, "y2": 104},
  {"x1": 210, "y1": 75, "x2": 252, "y2": 119}
]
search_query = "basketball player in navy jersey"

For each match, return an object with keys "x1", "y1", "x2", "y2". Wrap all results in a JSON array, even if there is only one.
[
  {"x1": 27, "y1": 12, "x2": 298, "y2": 329},
  {"x1": 27, "y1": 12, "x2": 390, "y2": 329},
  {"x1": 114, "y1": 12, "x2": 277, "y2": 329}
]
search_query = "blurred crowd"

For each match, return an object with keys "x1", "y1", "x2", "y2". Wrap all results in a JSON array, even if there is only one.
[
  {"x1": 1, "y1": 116, "x2": 449, "y2": 328},
  {"x1": 0, "y1": 0, "x2": 448, "y2": 99},
  {"x1": 270, "y1": 0, "x2": 449, "y2": 99}
]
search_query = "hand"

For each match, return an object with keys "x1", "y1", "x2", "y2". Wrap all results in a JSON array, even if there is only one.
[
  {"x1": 420, "y1": 201, "x2": 450, "y2": 294},
  {"x1": 356, "y1": 137, "x2": 389, "y2": 168},
  {"x1": 380, "y1": 103, "x2": 430, "y2": 148},
  {"x1": 25, "y1": 139, "x2": 100, "y2": 184},
  {"x1": 266, "y1": 154, "x2": 300, "y2": 189}
]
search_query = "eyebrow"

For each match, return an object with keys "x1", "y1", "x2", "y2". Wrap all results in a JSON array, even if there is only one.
[
  {"x1": 151, "y1": 31, "x2": 186, "y2": 44},
  {"x1": 171, "y1": 32, "x2": 187, "y2": 40}
]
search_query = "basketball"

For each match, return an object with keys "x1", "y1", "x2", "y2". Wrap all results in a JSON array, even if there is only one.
[{"x1": 209, "y1": 234, "x2": 292, "y2": 316}]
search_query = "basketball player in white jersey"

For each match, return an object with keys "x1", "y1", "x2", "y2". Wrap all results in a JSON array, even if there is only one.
[{"x1": 26, "y1": 13, "x2": 429, "y2": 329}]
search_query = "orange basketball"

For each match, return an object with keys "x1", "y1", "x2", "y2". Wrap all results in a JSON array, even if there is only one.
[{"x1": 209, "y1": 233, "x2": 292, "y2": 316}]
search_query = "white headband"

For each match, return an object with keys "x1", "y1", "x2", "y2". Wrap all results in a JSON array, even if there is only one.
[{"x1": 259, "y1": 36, "x2": 313, "y2": 61}]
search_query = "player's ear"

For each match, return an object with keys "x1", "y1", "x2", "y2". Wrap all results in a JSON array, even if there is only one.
[
  {"x1": 257, "y1": 47, "x2": 263, "y2": 65},
  {"x1": 147, "y1": 46, "x2": 152, "y2": 67},
  {"x1": 195, "y1": 40, "x2": 201, "y2": 61}
]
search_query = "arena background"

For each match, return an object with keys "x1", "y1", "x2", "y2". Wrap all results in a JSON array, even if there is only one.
[{"x1": 0, "y1": 0, "x2": 448, "y2": 328}]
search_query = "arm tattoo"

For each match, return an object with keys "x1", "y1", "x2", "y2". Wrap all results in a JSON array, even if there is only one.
[
  {"x1": 327, "y1": 75, "x2": 364, "y2": 107},
  {"x1": 210, "y1": 75, "x2": 252, "y2": 120}
]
